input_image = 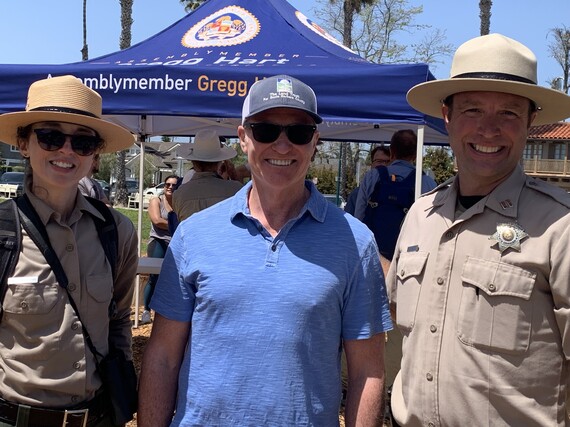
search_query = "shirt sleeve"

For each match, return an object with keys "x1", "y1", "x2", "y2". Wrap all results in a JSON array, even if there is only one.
[{"x1": 342, "y1": 239, "x2": 393, "y2": 340}]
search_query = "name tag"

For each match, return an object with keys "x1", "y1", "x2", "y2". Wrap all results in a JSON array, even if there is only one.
[{"x1": 7, "y1": 276, "x2": 39, "y2": 285}]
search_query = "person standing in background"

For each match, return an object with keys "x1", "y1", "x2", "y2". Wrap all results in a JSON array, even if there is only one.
[
  {"x1": 344, "y1": 145, "x2": 390, "y2": 216},
  {"x1": 172, "y1": 129, "x2": 243, "y2": 223},
  {"x1": 78, "y1": 154, "x2": 111, "y2": 205},
  {"x1": 140, "y1": 174, "x2": 179, "y2": 324}
]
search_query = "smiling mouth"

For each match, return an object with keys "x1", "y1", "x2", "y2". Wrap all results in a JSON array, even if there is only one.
[
  {"x1": 51, "y1": 160, "x2": 74, "y2": 169},
  {"x1": 471, "y1": 144, "x2": 501, "y2": 154},
  {"x1": 267, "y1": 159, "x2": 294, "y2": 166}
]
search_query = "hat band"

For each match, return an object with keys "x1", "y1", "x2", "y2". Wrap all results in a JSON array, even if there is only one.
[
  {"x1": 29, "y1": 106, "x2": 99, "y2": 118},
  {"x1": 453, "y1": 72, "x2": 536, "y2": 85}
]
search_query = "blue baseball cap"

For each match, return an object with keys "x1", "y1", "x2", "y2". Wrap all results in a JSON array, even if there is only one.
[{"x1": 242, "y1": 75, "x2": 322, "y2": 124}]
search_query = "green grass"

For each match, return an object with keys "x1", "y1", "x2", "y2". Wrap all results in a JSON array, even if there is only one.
[
  {"x1": 0, "y1": 198, "x2": 152, "y2": 257},
  {"x1": 115, "y1": 207, "x2": 152, "y2": 256}
]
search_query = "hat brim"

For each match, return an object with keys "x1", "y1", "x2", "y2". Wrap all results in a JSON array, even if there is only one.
[
  {"x1": 407, "y1": 79, "x2": 570, "y2": 126},
  {"x1": 245, "y1": 106, "x2": 323, "y2": 125},
  {"x1": 0, "y1": 111, "x2": 135, "y2": 153},
  {"x1": 186, "y1": 146, "x2": 237, "y2": 162}
]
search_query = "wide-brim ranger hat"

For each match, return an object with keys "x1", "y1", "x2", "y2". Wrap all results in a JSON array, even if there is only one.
[
  {"x1": 0, "y1": 75, "x2": 134, "y2": 153},
  {"x1": 407, "y1": 33, "x2": 570, "y2": 126},
  {"x1": 242, "y1": 74, "x2": 323, "y2": 124},
  {"x1": 186, "y1": 129, "x2": 237, "y2": 162}
]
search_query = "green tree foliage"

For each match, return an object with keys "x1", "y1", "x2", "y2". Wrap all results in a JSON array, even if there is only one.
[
  {"x1": 423, "y1": 147, "x2": 455, "y2": 184},
  {"x1": 307, "y1": 165, "x2": 338, "y2": 194},
  {"x1": 96, "y1": 153, "x2": 116, "y2": 183}
]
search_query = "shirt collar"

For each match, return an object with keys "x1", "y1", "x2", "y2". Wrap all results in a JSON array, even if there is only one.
[{"x1": 230, "y1": 180, "x2": 328, "y2": 224}]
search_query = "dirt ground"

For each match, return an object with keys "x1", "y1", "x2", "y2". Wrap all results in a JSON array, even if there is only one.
[{"x1": 126, "y1": 308, "x2": 347, "y2": 427}]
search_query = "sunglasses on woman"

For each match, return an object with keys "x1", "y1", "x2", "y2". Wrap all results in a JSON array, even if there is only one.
[
  {"x1": 33, "y1": 128, "x2": 103, "y2": 156},
  {"x1": 244, "y1": 122, "x2": 317, "y2": 145}
]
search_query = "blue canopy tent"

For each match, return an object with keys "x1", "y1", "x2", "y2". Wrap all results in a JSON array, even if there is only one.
[
  {"x1": 0, "y1": 0, "x2": 446, "y2": 143},
  {"x1": 0, "y1": 0, "x2": 449, "y2": 323}
]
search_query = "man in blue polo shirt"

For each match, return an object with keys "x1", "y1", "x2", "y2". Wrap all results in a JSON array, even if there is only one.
[{"x1": 138, "y1": 74, "x2": 392, "y2": 427}]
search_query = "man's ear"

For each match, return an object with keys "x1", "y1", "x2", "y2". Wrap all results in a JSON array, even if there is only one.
[{"x1": 238, "y1": 125, "x2": 248, "y2": 154}]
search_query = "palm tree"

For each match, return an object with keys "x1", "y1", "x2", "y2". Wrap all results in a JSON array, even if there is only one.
[
  {"x1": 179, "y1": 0, "x2": 206, "y2": 13},
  {"x1": 81, "y1": 0, "x2": 88, "y2": 60},
  {"x1": 115, "y1": 0, "x2": 134, "y2": 207},
  {"x1": 479, "y1": 0, "x2": 492, "y2": 36}
]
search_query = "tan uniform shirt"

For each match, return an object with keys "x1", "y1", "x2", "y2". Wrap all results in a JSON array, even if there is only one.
[
  {"x1": 173, "y1": 172, "x2": 243, "y2": 222},
  {"x1": 0, "y1": 188, "x2": 138, "y2": 407},
  {"x1": 388, "y1": 166, "x2": 570, "y2": 426}
]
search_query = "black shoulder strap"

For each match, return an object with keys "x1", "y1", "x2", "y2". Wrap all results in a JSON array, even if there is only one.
[
  {"x1": 84, "y1": 197, "x2": 118, "y2": 282},
  {"x1": 0, "y1": 199, "x2": 21, "y2": 320}
]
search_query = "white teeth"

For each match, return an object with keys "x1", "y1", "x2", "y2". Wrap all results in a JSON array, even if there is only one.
[
  {"x1": 52, "y1": 161, "x2": 74, "y2": 169},
  {"x1": 473, "y1": 144, "x2": 500, "y2": 153},
  {"x1": 268, "y1": 159, "x2": 293, "y2": 166}
]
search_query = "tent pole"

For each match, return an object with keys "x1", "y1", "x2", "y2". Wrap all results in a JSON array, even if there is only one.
[
  {"x1": 415, "y1": 125, "x2": 425, "y2": 200},
  {"x1": 133, "y1": 116, "x2": 147, "y2": 328}
]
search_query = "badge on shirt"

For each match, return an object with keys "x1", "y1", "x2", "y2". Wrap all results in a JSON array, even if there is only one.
[{"x1": 489, "y1": 222, "x2": 528, "y2": 253}]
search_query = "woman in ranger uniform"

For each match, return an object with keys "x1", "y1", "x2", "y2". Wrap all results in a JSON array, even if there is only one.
[{"x1": 0, "y1": 75, "x2": 138, "y2": 427}]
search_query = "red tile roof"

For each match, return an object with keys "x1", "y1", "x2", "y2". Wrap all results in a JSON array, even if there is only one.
[{"x1": 529, "y1": 122, "x2": 570, "y2": 140}]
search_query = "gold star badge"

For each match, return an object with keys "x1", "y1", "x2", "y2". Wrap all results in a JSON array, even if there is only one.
[{"x1": 490, "y1": 222, "x2": 528, "y2": 253}]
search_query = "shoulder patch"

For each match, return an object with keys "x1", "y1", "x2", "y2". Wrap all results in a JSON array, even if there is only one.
[{"x1": 525, "y1": 176, "x2": 570, "y2": 208}]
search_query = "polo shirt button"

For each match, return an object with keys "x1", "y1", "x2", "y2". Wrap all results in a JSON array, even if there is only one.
[
  {"x1": 436, "y1": 277, "x2": 444, "y2": 285},
  {"x1": 68, "y1": 283, "x2": 77, "y2": 292},
  {"x1": 426, "y1": 373, "x2": 433, "y2": 381},
  {"x1": 430, "y1": 325, "x2": 437, "y2": 333},
  {"x1": 445, "y1": 231, "x2": 454, "y2": 239},
  {"x1": 66, "y1": 244, "x2": 74, "y2": 252},
  {"x1": 488, "y1": 284, "x2": 496, "y2": 292},
  {"x1": 271, "y1": 244, "x2": 277, "y2": 252}
]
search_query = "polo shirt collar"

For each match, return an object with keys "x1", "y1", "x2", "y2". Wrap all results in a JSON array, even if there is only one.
[{"x1": 230, "y1": 180, "x2": 328, "y2": 224}]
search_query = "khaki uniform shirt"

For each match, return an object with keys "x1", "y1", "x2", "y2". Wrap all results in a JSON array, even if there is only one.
[
  {"x1": 173, "y1": 172, "x2": 243, "y2": 222},
  {"x1": 0, "y1": 187, "x2": 138, "y2": 407},
  {"x1": 388, "y1": 166, "x2": 570, "y2": 426}
]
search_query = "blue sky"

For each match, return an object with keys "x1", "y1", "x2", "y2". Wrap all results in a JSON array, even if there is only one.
[{"x1": 0, "y1": 0, "x2": 567, "y2": 85}]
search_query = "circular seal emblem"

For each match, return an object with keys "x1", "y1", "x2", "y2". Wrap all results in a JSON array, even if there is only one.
[{"x1": 182, "y1": 6, "x2": 260, "y2": 48}]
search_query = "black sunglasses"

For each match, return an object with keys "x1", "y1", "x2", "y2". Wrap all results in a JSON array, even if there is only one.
[
  {"x1": 33, "y1": 128, "x2": 102, "y2": 156},
  {"x1": 245, "y1": 122, "x2": 317, "y2": 145}
]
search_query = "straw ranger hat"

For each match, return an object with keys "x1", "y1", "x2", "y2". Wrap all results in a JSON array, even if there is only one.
[
  {"x1": 186, "y1": 129, "x2": 237, "y2": 162},
  {"x1": 0, "y1": 75, "x2": 134, "y2": 153},
  {"x1": 407, "y1": 33, "x2": 570, "y2": 126}
]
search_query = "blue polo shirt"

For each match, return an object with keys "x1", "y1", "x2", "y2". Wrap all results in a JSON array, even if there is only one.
[{"x1": 151, "y1": 180, "x2": 392, "y2": 426}]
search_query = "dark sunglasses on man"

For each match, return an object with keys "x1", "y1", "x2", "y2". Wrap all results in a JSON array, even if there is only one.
[
  {"x1": 33, "y1": 128, "x2": 103, "y2": 156},
  {"x1": 244, "y1": 122, "x2": 317, "y2": 145}
]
